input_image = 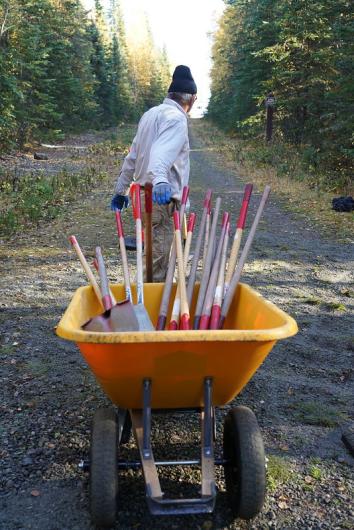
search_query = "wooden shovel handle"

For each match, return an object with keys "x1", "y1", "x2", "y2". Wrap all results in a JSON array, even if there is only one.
[
  {"x1": 69, "y1": 235, "x2": 103, "y2": 309},
  {"x1": 220, "y1": 185, "x2": 271, "y2": 328},
  {"x1": 210, "y1": 221, "x2": 230, "y2": 329},
  {"x1": 193, "y1": 197, "x2": 221, "y2": 329},
  {"x1": 131, "y1": 183, "x2": 142, "y2": 221},
  {"x1": 156, "y1": 186, "x2": 189, "y2": 330},
  {"x1": 144, "y1": 183, "x2": 153, "y2": 282},
  {"x1": 225, "y1": 183, "x2": 253, "y2": 288},
  {"x1": 115, "y1": 211, "x2": 132, "y2": 302},
  {"x1": 95, "y1": 246, "x2": 113, "y2": 311},
  {"x1": 237, "y1": 183, "x2": 253, "y2": 229},
  {"x1": 173, "y1": 211, "x2": 190, "y2": 330},
  {"x1": 199, "y1": 212, "x2": 229, "y2": 329},
  {"x1": 186, "y1": 189, "x2": 212, "y2": 307}
]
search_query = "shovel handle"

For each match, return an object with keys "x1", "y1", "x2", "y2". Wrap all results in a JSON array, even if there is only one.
[
  {"x1": 156, "y1": 186, "x2": 189, "y2": 330},
  {"x1": 95, "y1": 246, "x2": 113, "y2": 311},
  {"x1": 115, "y1": 211, "x2": 132, "y2": 302},
  {"x1": 173, "y1": 211, "x2": 190, "y2": 330},
  {"x1": 199, "y1": 212, "x2": 229, "y2": 330},
  {"x1": 220, "y1": 185, "x2": 271, "y2": 328},
  {"x1": 237, "y1": 183, "x2": 253, "y2": 229},
  {"x1": 210, "y1": 221, "x2": 230, "y2": 329},
  {"x1": 186, "y1": 189, "x2": 212, "y2": 307},
  {"x1": 144, "y1": 183, "x2": 153, "y2": 282},
  {"x1": 145, "y1": 182, "x2": 153, "y2": 213},
  {"x1": 93, "y1": 258, "x2": 117, "y2": 306},
  {"x1": 131, "y1": 183, "x2": 142, "y2": 220},
  {"x1": 132, "y1": 184, "x2": 144, "y2": 304},
  {"x1": 69, "y1": 236, "x2": 103, "y2": 309},
  {"x1": 194, "y1": 197, "x2": 221, "y2": 329}
]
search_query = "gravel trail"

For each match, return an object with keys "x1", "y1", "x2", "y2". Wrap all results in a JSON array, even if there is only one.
[{"x1": 0, "y1": 122, "x2": 353, "y2": 530}]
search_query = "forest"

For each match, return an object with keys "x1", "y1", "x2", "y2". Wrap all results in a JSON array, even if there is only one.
[
  {"x1": 0, "y1": 0, "x2": 170, "y2": 151},
  {"x1": 208, "y1": 0, "x2": 353, "y2": 191}
]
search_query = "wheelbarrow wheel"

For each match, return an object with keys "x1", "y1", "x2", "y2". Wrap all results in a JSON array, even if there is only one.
[
  {"x1": 223, "y1": 406, "x2": 265, "y2": 520},
  {"x1": 118, "y1": 408, "x2": 132, "y2": 445},
  {"x1": 90, "y1": 408, "x2": 118, "y2": 528}
]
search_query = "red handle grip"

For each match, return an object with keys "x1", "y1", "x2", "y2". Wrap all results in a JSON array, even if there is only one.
[
  {"x1": 187, "y1": 212, "x2": 196, "y2": 233},
  {"x1": 181, "y1": 186, "x2": 190, "y2": 205},
  {"x1": 221, "y1": 211, "x2": 230, "y2": 228},
  {"x1": 144, "y1": 182, "x2": 153, "y2": 213},
  {"x1": 244, "y1": 183, "x2": 253, "y2": 202},
  {"x1": 237, "y1": 183, "x2": 253, "y2": 229},
  {"x1": 115, "y1": 210, "x2": 124, "y2": 238},
  {"x1": 173, "y1": 210, "x2": 180, "y2": 230},
  {"x1": 131, "y1": 183, "x2": 141, "y2": 220},
  {"x1": 203, "y1": 189, "x2": 212, "y2": 209}
]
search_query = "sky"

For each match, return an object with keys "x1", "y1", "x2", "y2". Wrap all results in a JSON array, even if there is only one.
[
  {"x1": 120, "y1": 0, "x2": 225, "y2": 115},
  {"x1": 82, "y1": 0, "x2": 225, "y2": 116}
]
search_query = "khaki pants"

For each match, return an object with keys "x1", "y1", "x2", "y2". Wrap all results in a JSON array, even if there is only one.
[{"x1": 142, "y1": 201, "x2": 177, "y2": 282}]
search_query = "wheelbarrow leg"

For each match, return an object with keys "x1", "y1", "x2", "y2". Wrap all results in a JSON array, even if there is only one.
[
  {"x1": 201, "y1": 377, "x2": 216, "y2": 497},
  {"x1": 131, "y1": 379, "x2": 164, "y2": 500},
  {"x1": 130, "y1": 377, "x2": 217, "y2": 515}
]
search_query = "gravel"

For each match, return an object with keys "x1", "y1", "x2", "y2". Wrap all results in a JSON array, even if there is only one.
[{"x1": 0, "y1": 123, "x2": 353, "y2": 529}]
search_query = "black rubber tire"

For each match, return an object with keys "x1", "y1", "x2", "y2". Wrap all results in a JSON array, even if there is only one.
[
  {"x1": 90, "y1": 408, "x2": 118, "y2": 528},
  {"x1": 223, "y1": 406, "x2": 265, "y2": 520},
  {"x1": 119, "y1": 411, "x2": 132, "y2": 445}
]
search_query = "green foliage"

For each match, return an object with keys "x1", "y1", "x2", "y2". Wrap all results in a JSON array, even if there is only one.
[
  {"x1": 0, "y1": 0, "x2": 171, "y2": 151},
  {"x1": 0, "y1": 167, "x2": 108, "y2": 236},
  {"x1": 208, "y1": 0, "x2": 354, "y2": 190}
]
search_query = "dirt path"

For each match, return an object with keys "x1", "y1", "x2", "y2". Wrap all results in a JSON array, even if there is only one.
[{"x1": 0, "y1": 123, "x2": 353, "y2": 530}]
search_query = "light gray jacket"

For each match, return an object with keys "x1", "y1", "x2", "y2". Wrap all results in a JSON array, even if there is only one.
[{"x1": 114, "y1": 98, "x2": 190, "y2": 201}]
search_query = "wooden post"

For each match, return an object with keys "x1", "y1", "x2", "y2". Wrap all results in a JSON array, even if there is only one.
[{"x1": 265, "y1": 92, "x2": 276, "y2": 142}]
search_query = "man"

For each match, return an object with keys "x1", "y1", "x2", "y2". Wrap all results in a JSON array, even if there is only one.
[{"x1": 111, "y1": 65, "x2": 197, "y2": 282}]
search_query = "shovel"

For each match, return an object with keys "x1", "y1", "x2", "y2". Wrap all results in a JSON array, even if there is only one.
[
  {"x1": 224, "y1": 183, "x2": 253, "y2": 296},
  {"x1": 144, "y1": 182, "x2": 153, "y2": 282},
  {"x1": 199, "y1": 212, "x2": 230, "y2": 330},
  {"x1": 169, "y1": 213, "x2": 196, "y2": 330},
  {"x1": 82, "y1": 247, "x2": 139, "y2": 332},
  {"x1": 171, "y1": 211, "x2": 191, "y2": 330},
  {"x1": 131, "y1": 184, "x2": 155, "y2": 331},
  {"x1": 193, "y1": 197, "x2": 221, "y2": 329},
  {"x1": 156, "y1": 186, "x2": 190, "y2": 330},
  {"x1": 218, "y1": 185, "x2": 271, "y2": 329}
]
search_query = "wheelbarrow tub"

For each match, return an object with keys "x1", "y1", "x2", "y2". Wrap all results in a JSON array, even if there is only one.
[{"x1": 56, "y1": 283, "x2": 297, "y2": 409}]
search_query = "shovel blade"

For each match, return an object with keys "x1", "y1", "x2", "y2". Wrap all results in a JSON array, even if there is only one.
[
  {"x1": 82, "y1": 311, "x2": 113, "y2": 332},
  {"x1": 82, "y1": 299, "x2": 139, "y2": 332},
  {"x1": 109, "y1": 299, "x2": 140, "y2": 331},
  {"x1": 134, "y1": 304, "x2": 154, "y2": 331}
]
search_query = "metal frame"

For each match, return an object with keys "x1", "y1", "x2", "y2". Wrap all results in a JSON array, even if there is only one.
[{"x1": 130, "y1": 377, "x2": 217, "y2": 515}]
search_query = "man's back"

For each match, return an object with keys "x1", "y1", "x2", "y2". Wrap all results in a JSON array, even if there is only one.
[{"x1": 116, "y1": 98, "x2": 189, "y2": 200}]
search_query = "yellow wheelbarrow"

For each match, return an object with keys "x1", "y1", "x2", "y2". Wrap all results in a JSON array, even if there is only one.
[{"x1": 56, "y1": 282, "x2": 297, "y2": 528}]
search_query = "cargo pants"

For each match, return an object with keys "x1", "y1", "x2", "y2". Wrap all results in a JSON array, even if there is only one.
[{"x1": 142, "y1": 201, "x2": 177, "y2": 283}]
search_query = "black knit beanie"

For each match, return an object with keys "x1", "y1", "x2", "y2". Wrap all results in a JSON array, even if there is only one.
[{"x1": 168, "y1": 65, "x2": 197, "y2": 94}]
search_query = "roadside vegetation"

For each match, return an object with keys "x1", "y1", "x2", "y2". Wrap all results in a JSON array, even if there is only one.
[
  {"x1": 0, "y1": 126, "x2": 135, "y2": 237},
  {"x1": 193, "y1": 120, "x2": 354, "y2": 242},
  {"x1": 207, "y1": 0, "x2": 353, "y2": 195}
]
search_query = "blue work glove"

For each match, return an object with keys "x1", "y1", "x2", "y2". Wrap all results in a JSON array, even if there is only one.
[
  {"x1": 111, "y1": 193, "x2": 129, "y2": 211},
  {"x1": 152, "y1": 183, "x2": 172, "y2": 205}
]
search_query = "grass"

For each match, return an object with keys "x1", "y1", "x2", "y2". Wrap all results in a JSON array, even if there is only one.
[
  {"x1": 25, "y1": 359, "x2": 50, "y2": 377},
  {"x1": 309, "y1": 465, "x2": 322, "y2": 480},
  {"x1": 324, "y1": 302, "x2": 346, "y2": 312},
  {"x1": 267, "y1": 455, "x2": 294, "y2": 492},
  {"x1": 291, "y1": 400, "x2": 346, "y2": 427}
]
